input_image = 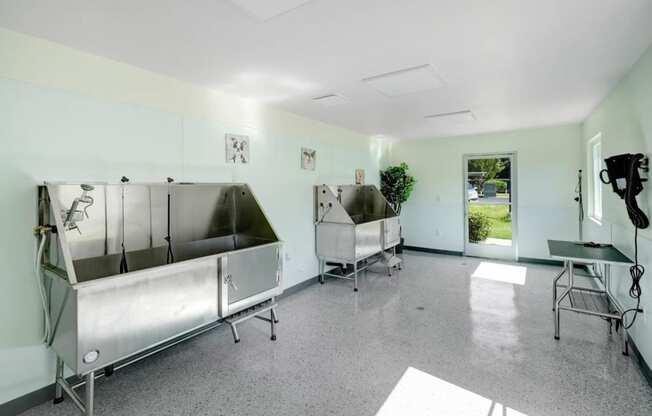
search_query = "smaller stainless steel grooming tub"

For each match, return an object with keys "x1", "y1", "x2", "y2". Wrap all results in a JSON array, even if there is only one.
[
  {"x1": 314, "y1": 185, "x2": 401, "y2": 291},
  {"x1": 37, "y1": 182, "x2": 282, "y2": 415}
]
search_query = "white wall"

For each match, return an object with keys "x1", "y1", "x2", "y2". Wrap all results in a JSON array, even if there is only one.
[
  {"x1": 388, "y1": 124, "x2": 583, "y2": 259},
  {"x1": 0, "y1": 28, "x2": 386, "y2": 404},
  {"x1": 582, "y1": 44, "x2": 652, "y2": 365}
]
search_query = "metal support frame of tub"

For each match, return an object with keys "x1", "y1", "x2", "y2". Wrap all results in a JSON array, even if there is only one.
[
  {"x1": 314, "y1": 184, "x2": 402, "y2": 291},
  {"x1": 37, "y1": 182, "x2": 283, "y2": 416},
  {"x1": 52, "y1": 319, "x2": 225, "y2": 414},
  {"x1": 224, "y1": 298, "x2": 279, "y2": 343}
]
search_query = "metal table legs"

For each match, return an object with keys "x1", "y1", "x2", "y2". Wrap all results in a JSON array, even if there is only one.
[
  {"x1": 604, "y1": 265, "x2": 630, "y2": 356},
  {"x1": 554, "y1": 260, "x2": 574, "y2": 340},
  {"x1": 552, "y1": 260, "x2": 568, "y2": 312},
  {"x1": 553, "y1": 261, "x2": 629, "y2": 355}
]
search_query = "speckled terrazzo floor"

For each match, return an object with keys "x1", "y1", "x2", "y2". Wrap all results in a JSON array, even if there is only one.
[{"x1": 20, "y1": 251, "x2": 652, "y2": 416}]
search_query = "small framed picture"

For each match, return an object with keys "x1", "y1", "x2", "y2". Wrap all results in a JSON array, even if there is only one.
[
  {"x1": 301, "y1": 147, "x2": 316, "y2": 170},
  {"x1": 355, "y1": 169, "x2": 365, "y2": 185},
  {"x1": 225, "y1": 134, "x2": 250, "y2": 164}
]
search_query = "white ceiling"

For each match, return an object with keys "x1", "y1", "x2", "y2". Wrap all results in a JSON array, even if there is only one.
[{"x1": 1, "y1": 0, "x2": 651, "y2": 140}]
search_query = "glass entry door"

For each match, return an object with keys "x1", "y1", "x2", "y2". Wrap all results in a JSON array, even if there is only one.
[{"x1": 463, "y1": 153, "x2": 517, "y2": 260}]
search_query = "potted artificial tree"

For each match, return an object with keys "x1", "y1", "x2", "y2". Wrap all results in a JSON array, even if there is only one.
[{"x1": 380, "y1": 162, "x2": 416, "y2": 253}]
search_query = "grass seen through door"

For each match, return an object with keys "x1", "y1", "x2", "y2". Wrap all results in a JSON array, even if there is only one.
[{"x1": 469, "y1": 204, "x2": 512, "y2": 240}]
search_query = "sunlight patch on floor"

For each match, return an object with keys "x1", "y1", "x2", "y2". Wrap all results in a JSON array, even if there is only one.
[
  {"x1": 483, "y1": 237, "x2": 512, "y2": 246},
  {"x1": 376, "y1": 367, "x2": 527, "y2": 416},
  {"x1": 471, "y1": 261, "x2": 527, "y2": 285}
]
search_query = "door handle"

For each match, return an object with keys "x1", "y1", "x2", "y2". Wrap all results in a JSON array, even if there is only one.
[{"x1": 224, "y1": 274, "x2": 238, "y2": 291}]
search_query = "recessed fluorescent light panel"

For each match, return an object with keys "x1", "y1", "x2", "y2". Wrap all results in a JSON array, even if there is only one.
[
  {"x1": 312, "y1": 94, "x2": 347, "y2": 106},
  {"x1": 424, "y1": 110, "x2": 476, "y2": 123},
  {"x1": 229, "y1": 0, "x2": 313, "y2": 21},
  {"x1": 362, "y1": 64, "x2": 445, "y2": 97}
]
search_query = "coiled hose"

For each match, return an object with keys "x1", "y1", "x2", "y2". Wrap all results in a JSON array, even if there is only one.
[
  {"x1": 34, "y1": 230, "x2": 52, "y2": 343},
  {"x1": 621, "y1": 156, "x2": 647, "y2": 329}
]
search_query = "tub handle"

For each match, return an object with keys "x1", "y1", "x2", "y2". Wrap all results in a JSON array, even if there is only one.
[{"x1": 225, "y1": 274, "x2": 238, "y2": 291}]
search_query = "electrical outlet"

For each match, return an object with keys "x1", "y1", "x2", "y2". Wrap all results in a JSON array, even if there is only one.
[{"x1": 284, "y1": 252, "x2": 291, "y2": 262}]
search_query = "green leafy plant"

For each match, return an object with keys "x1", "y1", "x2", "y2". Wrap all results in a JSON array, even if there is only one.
[
  {"x1": 380, "y1": 162, "x2": 416, "y2": 214},
  {"x1": 468, "y1": 159, "x2": 507, "y2": 194},
  {"x1": 468, "y1": 210, "x2": 491, "y2": 242}
]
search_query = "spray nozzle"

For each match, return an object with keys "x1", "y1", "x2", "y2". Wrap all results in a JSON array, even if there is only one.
[{"x1": 62, "y1": 184, "x2": 95, "y2": 232}]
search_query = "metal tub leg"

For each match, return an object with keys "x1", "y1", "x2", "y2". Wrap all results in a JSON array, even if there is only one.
[
  {"x1": 84, "y1": 372, "x2": 95, "y2": 416},
  {"x1": 396, "y1": 247, "x2": 402, "y2": 270},
  {"x1": 228, "y1": 322, "x2": 240, "y2": 343},
  {"x1": 270, "y1": 308, "x2": 277, "y2": 341},
  {"x1": 319, "y1": 258, "x2": 325, "y2": 284},
  {"x1": 228, "y1": 301, "x2": 278, "y2": 343},
  {"x1": 353, "y1": 262, "x2": 358, "y2": 292},
  {"x1": 54, "y1": 356, "x2": 64, "y2": 404}
]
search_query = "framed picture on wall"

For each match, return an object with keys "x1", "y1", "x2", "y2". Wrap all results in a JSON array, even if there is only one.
[
  {"x1": 355, "y1": 169, "x2": 365, "y2": 184},
  {"x1": 225, "y1": 134, "x2": 250, "y2": 163},
  {"x1": 301, "y1": 147, "x2": 316, "y2": 170}
]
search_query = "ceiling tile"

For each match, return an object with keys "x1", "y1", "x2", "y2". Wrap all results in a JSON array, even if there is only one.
[
  {"x1": 362, "y1": 64, "x2": 445, "y2": 97},
  {"x1": 228, "y1": 0, "x2": 313, "y2": 21}
]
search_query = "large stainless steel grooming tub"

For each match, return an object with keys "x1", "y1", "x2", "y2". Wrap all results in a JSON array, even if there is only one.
[
  {"x1": 314, "y1": 185, "x2": 401, "y2": 291},
  {"x1": 38, "y1": 182, "x2": 282, "y2": 415}
]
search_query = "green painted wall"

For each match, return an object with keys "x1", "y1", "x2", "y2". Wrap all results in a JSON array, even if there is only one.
[
  {"x1": 0, "y1": 29, "x2": 387, "y2": 404},
  {"x1": 582, "y1": 44, "x2": 652, "y2": 365}
]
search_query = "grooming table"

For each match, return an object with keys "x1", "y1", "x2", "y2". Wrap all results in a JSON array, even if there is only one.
[{"x1": 548, "y1": 240, "x2": 634, "y2": 355}]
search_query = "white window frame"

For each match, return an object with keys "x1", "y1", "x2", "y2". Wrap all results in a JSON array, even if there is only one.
[{"x1": 587, "y1": 133, "x2": 603, "y2": 224}]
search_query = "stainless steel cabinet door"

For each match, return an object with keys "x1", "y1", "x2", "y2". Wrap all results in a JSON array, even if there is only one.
[
  {"x1": 383, "y1": 217, "x2": 400, "y2": 249},
  {"x1": 226, "y1": 245, "x2": 280, "y2": 304},
  {"x1": 355, "y1": 221, "x2": 383, "y2": 260}
]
